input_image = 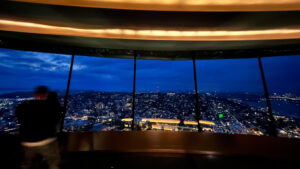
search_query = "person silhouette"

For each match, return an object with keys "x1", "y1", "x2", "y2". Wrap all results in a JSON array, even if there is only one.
[{"x1": 16, "y1": 86, "x2": 62, "y2": 169}]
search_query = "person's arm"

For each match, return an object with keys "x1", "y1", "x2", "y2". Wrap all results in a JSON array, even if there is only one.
[
  {"x1": 55, "y1": 104, "x2": 64, "y2": 133},
  {"x1": 15, "y1": 104, "x2": 23, "y2": 125}
]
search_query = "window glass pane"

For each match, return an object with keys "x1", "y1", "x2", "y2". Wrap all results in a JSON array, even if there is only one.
[
  {"x1": 64, "y1": 56, "x2": 133, "y2": 131},
  {"x1": 196, "y1": 58, "x2": 271, "y2": 135},
  {"x1": 262, "y1": 55, "x2": 300, "y2": 138},
  {"x1": 135, "y1": 59, "x2": 197, "y2": 131},
  {"x1": 0, "y1": 48, "x2": 71, "y2": 134}
]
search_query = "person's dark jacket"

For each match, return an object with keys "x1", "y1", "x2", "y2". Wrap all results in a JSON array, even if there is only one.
[{"x1": 16, "y1": 99, "x2": 62, "y2": 142}]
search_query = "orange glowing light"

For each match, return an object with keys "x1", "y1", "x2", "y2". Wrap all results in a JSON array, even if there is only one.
[
  {"x1": 163, "y1": 125, "x2": 176, "y2": 131},
  {"x1": 1, "y1": 19, "x2": 300, "y2": 41},
  {"x1": 184, "y1": 121, "x2": 198, "y2": 125},
  {"x1": 141, "y1": 118, "x2": 180, "y2": 124},
  {"x1": 121, "y1": 118, "x2": 133, "y2": 122},
  {"x1": 202, "y1": 127, "x2": 213, "y2": 131},
  {"x1": 199, "y1": 120, "x2": 215, "y2": 126},
  {"x1": 184, "y1": 120, "x2": 215, "y2": 126},
  {"x1": 151, "y1": 124, "x2": 177, "y2": 131},
  {"x1": 125, "y1": 103, "x2": 132, "y2": 107},
  {"x1": 12, "y1": 0, "x2": 300, "y2": 11},
  {"x1": 152, "y1": 124, "x2": 163, "y2": 130}
]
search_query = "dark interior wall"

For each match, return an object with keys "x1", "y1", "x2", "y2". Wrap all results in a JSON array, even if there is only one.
[
  {"x1": 1, "y1": 32, "x2": 300, "y2": 60},
  {"x1": 1, "y1": 132, "x2": 300, "y2": 169}
]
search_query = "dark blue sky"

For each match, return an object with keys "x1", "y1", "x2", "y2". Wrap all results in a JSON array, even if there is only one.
[{"x1": 0, "y1": 48, "x2": 299, "y2": 94}]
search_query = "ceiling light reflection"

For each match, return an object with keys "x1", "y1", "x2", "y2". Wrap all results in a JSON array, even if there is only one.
[
  {"x1": 14, "y1": 0, "x2": 300, "y2": 5},
  {"x1": 12, "y1": 0, "x2": 300, "y2": 11},
  {"x1": 0, "y1": 19, "x2": 300, "y2": 41}
]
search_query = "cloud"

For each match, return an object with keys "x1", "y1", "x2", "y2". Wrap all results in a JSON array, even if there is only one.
[
  {"x1": 0, "y1": 53, "x2": 8, "y2": 58},
  {"x1": 99, "y1": 74, "x2": 114, "y2": 80},
  {"x1": 73, "y1": 64, "x2": 87, "y2": 71},
  {"x1": 0, "y1": 48, "x2": 88, "y2": 72}
]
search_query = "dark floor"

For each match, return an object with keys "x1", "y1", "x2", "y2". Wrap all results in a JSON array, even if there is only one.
[
  {"x1": 2, "y1": 150, "x2": 297, "y2": 169},
  {"x1": 1, "y1": 133, "x2": 299, "y2": 169},
  {"x1": 60, "y1": 151, "x2": 297, "y2": 169}
]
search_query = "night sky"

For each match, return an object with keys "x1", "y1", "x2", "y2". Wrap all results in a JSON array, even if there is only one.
[{"x1": 0, "y1": 48, "x2": 299, "y2": 94}]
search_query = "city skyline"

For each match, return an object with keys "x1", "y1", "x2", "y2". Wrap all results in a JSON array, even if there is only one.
[{"x1": 2, "y1": 90, "x2": 299, "y2": 137}]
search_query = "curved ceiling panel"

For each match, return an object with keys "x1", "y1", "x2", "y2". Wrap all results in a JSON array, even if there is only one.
[
  {"x1": 1, "y1": 19, "x2": 300, "y2": 41},
  {"x1": 0, "y1": 1, "x2": 300, "y2": 59},
  {"x1": 1, "y1": 2, "x2": 300, "y2": 42},
  {"x1": 12, "y1": 0, "x2": 300, "y2": 12}
]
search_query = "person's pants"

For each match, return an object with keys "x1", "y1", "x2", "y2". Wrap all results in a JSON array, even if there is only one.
[{"x1": 21, "y1": 139, "x2": 60, "y2": 169}]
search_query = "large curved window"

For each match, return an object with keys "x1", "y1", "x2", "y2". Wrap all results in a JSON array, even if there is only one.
[
  {"x1": 1, "y1": 47, "x2": 299, "y2": 137},
  {"x1": 196, "y1": 58, "x2": 270, "y2": 135},
  {"x1": 64, "y1": 56, "x2": 133, "y2": 131},
  {"x1": 262, "y1": 55, "x2": 300, "y2": 138},
  {"x1": 0, "y1": 48, "x2": 71, "y2": 134},
  {"x1": 135, "y1": 59, "x2": 197, "y2": 131}
]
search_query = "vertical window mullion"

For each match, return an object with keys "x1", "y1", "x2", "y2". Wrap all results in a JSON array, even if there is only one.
[
  {"x1": 193, "y1": 56, "x2": 202, "y2": 132},
  {"x1": 60, "y1": 54, "x2": 75, "y2": 132},
  {"x1": 131, "y1": 51, "x2": 137, "y2": 130},
  {"x1": 257, "y1": 57, "x2": 277, "y2": 136}
]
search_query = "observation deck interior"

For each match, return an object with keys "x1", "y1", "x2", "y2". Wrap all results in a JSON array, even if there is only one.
[{"x1": 0, "y1": 0, "x2": 300, "y2": 169}]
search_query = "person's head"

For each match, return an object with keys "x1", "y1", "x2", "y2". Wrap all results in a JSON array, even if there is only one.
[{"x1": 34, "y1": 86, "x2": 48, "y2": 100}]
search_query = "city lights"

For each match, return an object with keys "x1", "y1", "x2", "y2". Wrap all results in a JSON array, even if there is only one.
[{"x1": 219, "y1": 114, "x2": 224, "y2": 119}]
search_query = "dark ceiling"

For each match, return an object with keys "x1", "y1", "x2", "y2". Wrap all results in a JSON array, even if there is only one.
[{"x1": 0, "y1": 1, "x2": 299, "y2": 60}]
